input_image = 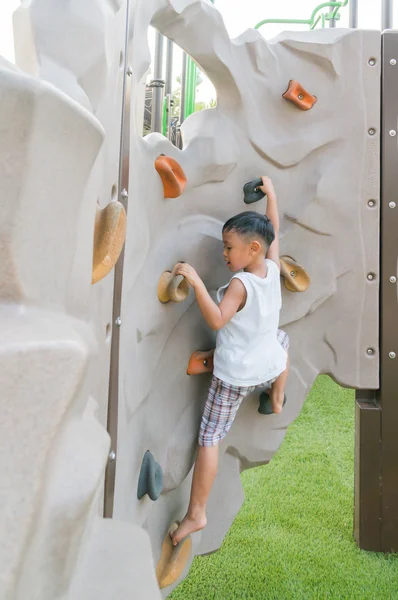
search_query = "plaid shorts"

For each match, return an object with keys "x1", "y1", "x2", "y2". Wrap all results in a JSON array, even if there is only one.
[{"x1": 198, "y1": 329, "x2": 289, "y2": 447}]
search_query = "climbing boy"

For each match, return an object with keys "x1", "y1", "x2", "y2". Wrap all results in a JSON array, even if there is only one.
[{"x1": 171, "y1": 176, "x2": 289, "y2": 545}]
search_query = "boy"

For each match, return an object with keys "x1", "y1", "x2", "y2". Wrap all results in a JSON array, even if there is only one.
[{"x1": 171, "y1": 176, "x2": 289, "y2": 545}]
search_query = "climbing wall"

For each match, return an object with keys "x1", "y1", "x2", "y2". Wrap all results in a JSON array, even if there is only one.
[{"x1": 0, "y1": 0, "x2": 380, "y2": 598}]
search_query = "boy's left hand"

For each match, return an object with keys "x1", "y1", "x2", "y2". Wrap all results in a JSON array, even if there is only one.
[{"x1": 175, "y1": 263, "x2": 202, "y2": 288}]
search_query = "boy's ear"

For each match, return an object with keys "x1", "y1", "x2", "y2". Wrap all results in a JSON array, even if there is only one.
[{"x1": 250, "y1": 240, "x2": 262, "y2": 254}]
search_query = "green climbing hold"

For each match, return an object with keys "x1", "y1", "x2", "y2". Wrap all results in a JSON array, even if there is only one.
[
  {"x1": 137, "y1": 450, "x2": 164, "y2": 501},
  {"x1": 243, "y1": 179, "x2": 266, "y2": 204}
]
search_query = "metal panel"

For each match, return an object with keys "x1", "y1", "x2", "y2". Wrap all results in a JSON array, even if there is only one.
[
  {"x1": 104, "y1": 0, "x2": 132, "y2": 518},
  {"x1": 379, "y1": 30, "x2": 398, "y2": 552}
]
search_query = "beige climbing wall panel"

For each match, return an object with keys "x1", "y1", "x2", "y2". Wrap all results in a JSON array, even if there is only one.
[{"x1": 0, "y1": 0, "x2": 380, "y2": 598}]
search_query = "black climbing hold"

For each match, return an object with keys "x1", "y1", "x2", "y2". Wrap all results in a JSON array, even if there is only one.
[
  {"x1": 258, "y1": 392, "x2": 287, "y2": 415},
  {"x1": 243, "y1": 178, "x2": 266, "y2": 204},
  {"x1": 137, "y1": 450, "x2": 163, "y2": 501}
]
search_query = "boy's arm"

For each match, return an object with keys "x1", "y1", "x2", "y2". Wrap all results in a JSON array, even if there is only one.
[
  {"x1": 259, "y1": 176, "x2": 280, "y2": 269},
  {"x1": 175, "y1": 263, "x2": 246, "y2": 331}
]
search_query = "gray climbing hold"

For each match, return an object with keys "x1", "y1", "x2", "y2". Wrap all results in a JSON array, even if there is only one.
[
  {"x1": 137, "y1": 450, "x2": 163, "y2": 501},
  {"x1": 243, "y1": 178, "x2": 266, "y2": 204}
]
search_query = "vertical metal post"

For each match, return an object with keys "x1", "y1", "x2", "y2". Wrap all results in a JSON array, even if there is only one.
[
  {"x1": 328, "y1": 4, "x2": 337, "y2": 27},
  {"x1": 180, "y1": 52, "x2": 187, "y2": 124},
  {"x1": 151, "y1": 31, "x2": 164, "y2": 133},
  {"x1": 349, "y1": 0, "x2": 358, "y2": 28},
  {"x1": 382, "y1": 0, "x2": 393, "y2": 30},
  {"x1": 164, "y1": 39, "x2": 173, "y2": 139}
]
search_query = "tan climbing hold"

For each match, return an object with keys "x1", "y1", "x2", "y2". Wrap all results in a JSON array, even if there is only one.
[
  {"x1": 156, "y1": 522, "x2": 192, "y2": 589},
  {"x1": 158, "y1": 264, "x2": 190, "y2": 303},
  {"x1": 92, "y1": 201, "x2": 127, "y2": 284},
  {"x1": 282, "y1": 80, "x2": 317, "y2": 111},
  {"x1": 280, "y1": 256, "x2": 310, "y2": 292},
  {"x1": 155, "y1": 155, "x2": 187, "y2": 198},
  {"x1": 187, "y1": 350, "x2": 214, "y2": 375}
]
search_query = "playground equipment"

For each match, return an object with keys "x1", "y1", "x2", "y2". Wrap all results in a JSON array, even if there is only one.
[{"x1": 0, "y1": 0, "x2": 396, "y2": 598}]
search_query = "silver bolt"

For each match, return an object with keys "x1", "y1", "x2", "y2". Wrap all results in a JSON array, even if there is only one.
[
  {"x1": 389, "y1": 351, "x2": 396, "y2": 359},
  {"x1": 368, "y1": 128, "x2": 376, "y2": 136},
  {"x1": 368, "y1": 58, "x2": 376, "y2": 66},
  {"x1": 367, "y1": 273, "x2": 375, "y2": 281},
  {"x1": 390, "y1": 129, "x2": 397, "y2": 137},
  {"x1": 389, "y1": 201, "x2": 396, "y2": 208},
  {"x1": 109, "y1": 451, "x2": 116, "y2": 462},
  {"x1": 126, "y1": 65, "x2": 133, "y2": 76},
  {"x1": 115, "y1": 317, "x2": 122, "y2": 327},
  {"x1": 390, "y1": 59, "x2": 397, "y2": 65},
  {"x1": 367, "y1": 348, "x2": 375, "y2": 356},
  {"x1": 298, "y1": 94, "x2": 304, "y2": 100},
  {"x1": 121, "y1": 189, "x2": 128, "y2": 200},
  {"x1": 389, "y1": 276, "x2": 397, "y2": 284},
  {"x1": 368, "y1": 200, "x2": 376, "y2": 207}
]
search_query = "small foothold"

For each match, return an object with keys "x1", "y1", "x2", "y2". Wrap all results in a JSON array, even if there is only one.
[
  {"x1": 282, "y1": 80, "x2": 317, "y2": 111},
  {"x1": 156, "y1": 523, "x2": 192, "y2": 589},
  {"x1": 187, "y1": 350, "x2": 215, "y2": 375},
  {"x1": 158, "y1": 264, "x2": 190, "y2": 303},
  {"x1": 258, "y1": 391, "x2": 287, "y2": 415},
  {"x1": 92, "y1": 202, "x2": 127, "y2": 284},
  {"x1": 280, "y1": 256, "x2": 310, "y2": 292},
  {"x1": 155, "y1": 155, "x2": 187, "y2": 198},
  {"x1": 243, "y1": 178, "x2": 266, "y2": 204},
  {"x1": 137, "y1": 451, "x2": 163, "y2": 501}
]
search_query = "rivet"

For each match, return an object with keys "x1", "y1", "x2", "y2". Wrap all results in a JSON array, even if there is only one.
[
  {"x1": 115, "y1": 317, "x2": 122, "y2": 326},
  {"x1": 109, "y1": 451, "x2": 116, "y2": 462},
  {"x1": 290, "y1": 271, "x2": 296, "y2": 277},
  {"x1": 366, "y1": 348, "x2": 375, "y2": 356},
  {"x1": 389, "y1": 201, "x2": 396, "y2": 208},
  {"x1": 389, "y1": 129, "x2": 396, "y2": 137},
  {"x1": 368, "y1": 200, "x2": 376, "y2": 207},
  {"x1": 389, "y1": 351, "x2": 396, "y2": 359},
  {"x1": 298, "y1": 94, "x2": 304, "y2": 100},
  {"x1": 390, "y1": 59, "x2": 397, "y2": 65},
  {"x1": 126, "y1": 65, "x2": 133, "y2": 76},
  {"x1": 368, "y1": 128, "x2": 376, "y2": 136},
  {"x1": 368, "y1": 58, "x2": 376, "y2": 66},
  {"x1": 367, "y1": 273, "x2": 376, "y2": 281},
  {"x1": 389, "y1": 276, "x2": 397, "y2": 284},
  {"x1": 121, "y1": 189, "x2": 128, "y2": 200}
]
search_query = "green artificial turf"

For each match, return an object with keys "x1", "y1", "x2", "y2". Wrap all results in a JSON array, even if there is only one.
[{"x1": 170, "y1": 376, "x2": 398, "y2": 600}]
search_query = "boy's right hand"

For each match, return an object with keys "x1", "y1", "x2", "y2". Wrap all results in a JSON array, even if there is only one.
[{"x1": 259, "y1": 176, "x2": 275, "y2": 197}]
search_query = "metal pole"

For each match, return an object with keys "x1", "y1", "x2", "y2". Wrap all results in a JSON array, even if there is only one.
[
  {"x1": 180, "y1": 52, "x2": 187, "y2": 124},
  {"x1": 151, "y1": 31, "x2": 164, "y2": 133},
  {"x1": 165, "y1": 39, "x2": 173, "y2": 138},
  {"x1": 328, "y1": 4, "x2": 337, "y2": 27},
  {"x1": 382, "y1": 0, "x2": 393, "y2": 30},
  {"x1": 349, "y1": 0, "x2": 358, "y2": 28}
]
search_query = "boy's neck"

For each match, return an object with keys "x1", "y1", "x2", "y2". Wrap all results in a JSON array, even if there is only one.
[{"x1": 243, "y1": 257, "x2": 267, "y2": 278}]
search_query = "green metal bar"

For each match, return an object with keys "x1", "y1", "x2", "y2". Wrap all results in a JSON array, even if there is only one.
[
  {"x1": 254, "y1": 0, "x2": 348, "y2": 31},
  {"x1": 162, "y1": 96, "x2": 167, "y2": 137}
]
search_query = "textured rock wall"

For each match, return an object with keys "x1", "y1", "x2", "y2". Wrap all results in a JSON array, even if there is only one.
[{"x1": 0, "y1": 0, "x2": 380, "y2": 597}]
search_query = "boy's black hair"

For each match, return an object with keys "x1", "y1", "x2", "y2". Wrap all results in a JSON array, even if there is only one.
[{"x1": 222, "y1": 211, "x2": 275, "y2": 248}]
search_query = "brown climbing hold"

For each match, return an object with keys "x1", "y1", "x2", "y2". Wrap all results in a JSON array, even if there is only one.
[
  {"x1": 156, "y1": 522, "x2": 192, "y2": 589},
  {"x1": 155, "y1": 155, "x2": 187, "y2": 198},
  {"x1": 282, "y1": 80, "x2": 317, "y2": 111},
  {"x1": 187, "y1": 350, "x2": 215, "y2": 375},
  {"x1": 158, "y1": 264, "x2": 190, "y2": 303},
  {"x1": 280, "y1": 256, "x2": 310, "y2": 292},
  {"x1": 92, "y1": 201, "x2": 126, "y2": 284}
]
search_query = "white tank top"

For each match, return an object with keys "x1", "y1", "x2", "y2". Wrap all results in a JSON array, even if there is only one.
[{"x1": 213, "y1": 260, "x2": 287, "y2": 386}]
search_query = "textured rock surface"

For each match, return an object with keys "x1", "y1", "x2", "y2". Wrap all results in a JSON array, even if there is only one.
[{"x1": 1, "y1": 0, "x2": 380, "y2": 598}]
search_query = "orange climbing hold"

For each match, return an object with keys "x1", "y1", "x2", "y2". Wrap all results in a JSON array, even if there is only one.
[
  {"x1": 156, "y1": 522, "x2": 192, "y2": 589},
  {"x1": 187, "y1": 350, "x2": 214, "y2": 375},
  {"x1": 92, "y1": 201, "x2": 126, "y2": 284},
  {"x1": 155, "y1": 155, "x2": 187, "y2": 198},
  {"x1": 158, "y1": 264, "x2": 190, "y2": 303},
  {"x1": 280, "y1": 256, "x2": 310, "y2": 292},
  {"x1": 282, "y1": 80, "x2": 317, "y2": 111}
]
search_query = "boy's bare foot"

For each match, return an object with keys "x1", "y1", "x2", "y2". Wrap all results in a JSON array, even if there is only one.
[
  {"x1": 170, "y1": 511, "x2": 207, "y2": 546},
  {"x1": 271, "y1": 391, "x2": 285, "y2": 414}
]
